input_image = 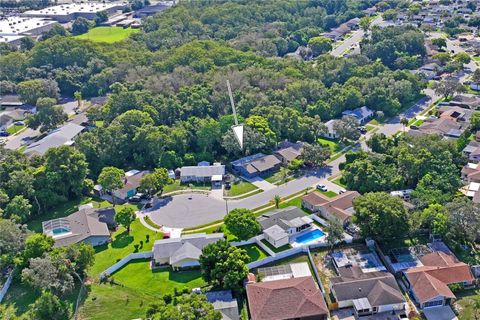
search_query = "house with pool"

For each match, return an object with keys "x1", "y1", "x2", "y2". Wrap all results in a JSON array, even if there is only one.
[{"x1": 256, "y1": 206, "x2": 326, "y2": 248}]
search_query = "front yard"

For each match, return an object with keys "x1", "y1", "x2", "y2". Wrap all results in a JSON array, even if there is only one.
[
  {"x1": 318, "y1": 138, "x2": 343, "y2": 154},
  {"x1": 163, "y1": 180, "x2": 211, "y2": 193},
  {"x1": 225, "y1": 179, "x2": 258, "y2": 196}
]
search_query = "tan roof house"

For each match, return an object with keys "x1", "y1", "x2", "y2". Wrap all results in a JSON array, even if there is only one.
[{"x1": 302, "y1": 191, "x2": 360, "y2": 226}]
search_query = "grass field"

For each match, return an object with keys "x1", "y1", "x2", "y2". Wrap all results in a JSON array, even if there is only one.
[
  {"x1": 318, "y1": 138, "x2": 341, "y2": 153},
  {"x1": 239, "y1": 244, "x2": 269, "y2": 262},
  {"x1": 75, "y1": 27, "x2": 139, "y2": 43}
]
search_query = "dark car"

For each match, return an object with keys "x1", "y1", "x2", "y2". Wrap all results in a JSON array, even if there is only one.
[
  {"x1": 410, "y1": 125, "x2": 419, "y2": 130},
  {"x1": 128, "y1": 195, "x2": 142, "y2": 203},
  {"x1": 358, "y1": 126, "x2": 367, "y2": 134},
  {"x1": 0, "y1": 131, "x2": 9, "y2": 137}
]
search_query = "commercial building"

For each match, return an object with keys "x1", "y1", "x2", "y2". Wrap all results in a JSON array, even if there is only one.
[
  {"x1": 22, "y1": 1, "x2": 127, "y2": 23},
  {"x1": 0, "y1": 16, "x2": 58, "y2": 44}
]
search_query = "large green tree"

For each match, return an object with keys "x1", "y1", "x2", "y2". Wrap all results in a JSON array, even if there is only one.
[
  {"x1": 98, "y1": 166, "x2": 125, "y2": 206},
  {"x1": 115, "y1": 207, "x2": 136, "y2": 233},
  {"x1": 28, "y1": 290, "x2": 70, "y2": 320},
  {"x1": 199, "y1": 239, "x2": 249, "y2": 290},
  {"x1": 139, "y1": 168, "x2": 171, "y2": 196},
  {"x1": 146, "y1": 294, "x2": 221, "y2": 320},
  {"x1": 353, "y1": 192, "x2": 410, "y2": 240},
  {"x1": 224, "y1": 208, "x2": 260, "y2": 241}
]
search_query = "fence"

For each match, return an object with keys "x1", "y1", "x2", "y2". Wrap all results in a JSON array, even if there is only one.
[
  {"x1": 102, "y1": 251, "x2": 152, "y2": 277},
  {"x1": 247, "y1": 246, "x2": 307, "y2": 269},
  {"x1": 0, "y1": 271, "x2": 14, "y2": 303}
]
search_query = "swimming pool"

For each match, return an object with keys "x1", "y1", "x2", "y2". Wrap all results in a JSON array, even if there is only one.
[{"x1": 295, "y1": 229, "x2": 325, "y2": 244}]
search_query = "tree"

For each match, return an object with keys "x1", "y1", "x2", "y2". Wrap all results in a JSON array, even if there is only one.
[
  {"x1": 57, "y1": 242, "x2": 95, "y2": 276},
  {"x1": 0, "y1": 218, "x2": 28, "y2": 269},
  {"x1": 325, "y1": 219, "x2": 344, "y2": 250},
  {"x1": 22, "y1": 255, "x2": 74, "y2": 296},
  {"x1": 21, "y1": 233, "x2": 54, "y2": 266},
  {"x1": 447, "y1": 198, "x2": 480, "y2": 243},
  {"x1": 4, "y1": 195, "x2": 31, "y2": 223},
  {"x1": 431, "y1": 38, "x2": 447, "y2": 50},
  {"x1": 27, "y1": 102, "x2": 67, "y2": 133},
  {"x1": 17, "y1": 79, "x2": 59, "y2": 105},
  {"x1": 353, "y1": 192, "x2": 410, "y2": 240},
  {"x1": 472, "y1": 69, "x2": 480, "y2": 84},
  {"x1": 224, "y1": 208, "x2": 260, "y2": 241},
  {"x1": 301, "y1": 143, "x2": 331, "y2": 167},
  {"x1": 98, "y1": 167, "x2": 125, "y2": 206},
  {"x1": 139, "y1": 168, "x2": 171, "y2": 195},
  {"x1": 382, "y1": 9, "x2": 398, "y2": 21},
  {"x1": 418, "y1": 204, "x2": 448, "y2": 232},
  {"x1": 333, "y1": 116, "x2": 360, "y2": 142},
  {"x1": 115, "y1": 207, "x2": 136, "y2": 233},
  {"x1": 199, "y1": 239, "x2": 249, "y2": 290},
  {"x1": 71, "y1": 17, "x2": 91, "y2": 35},
  {"x1": 95, "y1": 11, "x2": 108, "y2": 25},
  {"x1": 29, "y1": 290, "x2": 70, "y2": 320},
  {"x1": 20, "y1": 36, "x2": 35, "y2": 51},
  {"x1": 359, "y1": 16, "x2": 372, "y2": 32},
  {"x1": 74, "y1": 91, "x2": 82, "y2": 109},
  {"x1": 308, "y1": 37, "x2": 332, "y2": 56},
  {"x1": 471, "y1": 112, "x2": 480, "y2": 131},
  {"x1": 41, "y1": 25, "x2": 68, "y2": 40},
  {"x1": 454, "y1": 52, "x2": 471, "y2": 66},
  {"x1": 146, "y1": 294, "x2": 221, "y2": 320},
  {"x1": 0, "y1": 304, "x2": 19, "y2": 320},
  {"x1": 274, "y1": 195, "x2": 280, "y2": 209},
  {"x1": 400, "y1": 116, "x2": 408, "y2": 132},
  {"x1": 432, "y1": 78, "x2": 465, "y2": 99}
]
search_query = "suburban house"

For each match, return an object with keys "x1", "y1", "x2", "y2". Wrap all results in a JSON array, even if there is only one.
[
  {"x1": 273, "y1": 141, "x2": 303, "y2": 164},
  {"x1": 408, "y1": 117, "x2": 469, "y2": 139},
  {"x1": 42, "y1": 207, "x2": 114, "y2": 248},
  {"x1": 330, "y1": 266, "x2": 406, "y2": 318},
  {"x1": 178, "y1": 162, "x2": 225, "y2": 186},
  {"x1": 448, "y1": 94, "x2": 480, "y2": 109},
  {"x1": 0, "y1": 109, "x2": 30, "y2": 130},
  {"x1": 152, "y1": 233, "x2": 224, "y2": 270},
  {"x1": 324, "y1": 119, "x2": 338, "y2": 139},
  {"x1": 205, "y1": 290, "x2": 239, "y2": 320},
  {"x1": 463, "y1": 140, "x2": 480, "y2": 162},
  {"x1": 438, "y1": 105, "x2": 473, "y2": 121},
  {"x1": 246, "y1": 276, "x2": 329, "y2": 320},
  {"x1": 341, "y1": 106, "x2": 375, "y2": 124},
  {"x1": 403, "y1": 251, "x2": 475, "y2": 309},
  {"x1": 301, "y1": 191, "x2": 359, "y2": 226},
  {"x1": 24, "y1": 123, "x2": 85, "y2": 157},
  {"x1": 257, "y1": 206, "x2": 313, "y2": 248},
  {"x1": 111, "y1": 169, "x2": 149, "y2": 200},
  {"x1": 231, "y1": 153, "x2": 282, "y2": 178},
  {"x1": 462, "y1": 162, "x2": 480, "y2": 183}
]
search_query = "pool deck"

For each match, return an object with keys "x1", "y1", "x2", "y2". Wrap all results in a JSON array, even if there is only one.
[{"x1": 290, "y1": 225, "x2": 327, "y2": 248}]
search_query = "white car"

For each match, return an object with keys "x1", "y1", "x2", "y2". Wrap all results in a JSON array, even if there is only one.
[{"x1": 316, "y1": 184, "x2": 327, "y2": 192}]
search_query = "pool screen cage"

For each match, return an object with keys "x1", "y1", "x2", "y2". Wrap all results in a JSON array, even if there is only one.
[{"x1": 42, "y1": 218, "x2": 71, "y2": 234}]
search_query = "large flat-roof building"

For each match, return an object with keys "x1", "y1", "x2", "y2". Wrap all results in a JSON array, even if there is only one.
[
  {"x1": 21, "y1": 1, "x2": 127, "y2": 23},
  {"x1": 0, "y1": 16, "x2": 58, "y2": 44}
]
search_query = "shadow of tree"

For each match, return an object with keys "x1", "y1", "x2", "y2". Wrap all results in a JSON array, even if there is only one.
[{"x1": 111, "y1": 231, "x2": 134, "y2": 248}]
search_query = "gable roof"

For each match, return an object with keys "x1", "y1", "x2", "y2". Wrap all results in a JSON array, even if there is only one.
[
  {"x1": 180, "y1": 164, "x2": 225, "y2": 178},
  {"x1": 24, "y1": 123, "x2": 85, "y2": 156},
  {"x1": 302, "y1": 191, "x2": 360, "y2": 223},
  {"x1": 246, "y1": 276, "x2": 328, "y2": 320},
  {"x1": 152, "y1": 233, "x2": 224, "y2": 263},
  {"x1": 116, "y1": 170, "x2": 149, "y2": 194},
  {"x1": 331, "y1": 268, "x2": 405, "y2": 306},
  {"x1": 257, "y1": 206, "x2": 310, "y2": 231},
  {"x1": 205, "y1": 290, "x2": 239, "y2": 320}
]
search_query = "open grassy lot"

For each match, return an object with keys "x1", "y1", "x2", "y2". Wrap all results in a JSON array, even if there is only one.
[
  {"x1": 75, "y1": 27, "x2": 139, "y2": 43},
  {"x1": 225, "y1": 179, "x2": 258, "y2": 196},
  {"x1": 239, "y1": 244, "x2": 269, "y2": 262},
  {"x1": 89, "y1": 219, "x2": 163, "y2": 277}
]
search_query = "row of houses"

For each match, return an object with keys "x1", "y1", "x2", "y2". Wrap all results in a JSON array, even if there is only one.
[{"x1": 321, "y1": 17, "x2": 360, "y2": 42}]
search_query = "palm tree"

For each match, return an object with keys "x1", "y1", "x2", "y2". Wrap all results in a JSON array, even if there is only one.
[
  {"x1": 400, "y1": 117, "x2": 409, "y2": 132},
  {"x1": 274, "y1": 195, "x2": 281, "y2": 209}
]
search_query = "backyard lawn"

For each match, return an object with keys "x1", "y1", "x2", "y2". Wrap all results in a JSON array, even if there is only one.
[
  {"x1": 261, "y1": 239, "x2": 292, "y2": 253},
  {"x1": 89, "y1": 219, "x2": 163, "y2": 277},
  {"x1": 239, "y1": 244, "x2": 269, "y2": 262},
  {"x1": 226, "y1": 179, "x2": 258, "y2": 196},
  {"x1": 455, "y1": 289, "x2": 480, "y2": 319},
  {"x1": 75, "y1": 27, "x2": 139, "y2": 43}
]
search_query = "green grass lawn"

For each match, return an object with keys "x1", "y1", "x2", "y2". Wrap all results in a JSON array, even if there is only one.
[
  {"x1": 226, "y1": 179, "x2": 258, "y2": 196},
  {"x1": 331, "y1": 176, "x2": 346, "y2": 188},
  {"x1": 163, "y1": 180, "x2": 211, "y2": 193},
  {"x1": 89, "y1": 219, "x2": 163, "y2": 277},
  {"x1": 456, "y1": 288, "x2": 480, "y2": 319},
  {"x1": 239, "y1": 244, "x2": 269, "y2": 262},
  {"x1": 318, "y1": 190, "x2": 337, "y2": 198},
  {"x1": 6, "y1": 124, "x2": 24, "y2": 135},
  {"x1": 318, "y1": 138, "x2": 342, "y2": 153},
  {"x1": 75, "y1": 27, "x2": 139, "y2": 43}
]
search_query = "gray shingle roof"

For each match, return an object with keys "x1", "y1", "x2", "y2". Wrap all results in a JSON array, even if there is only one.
[
  {"x1": 257, "y1": 206, "x2": 309, "y2": 231},
  {"x1": 180, "y1": 165, "x2": 225, "y2": 178},
  {"x1": 24, "y1": 122, "x2": 84, "y2": 156}
]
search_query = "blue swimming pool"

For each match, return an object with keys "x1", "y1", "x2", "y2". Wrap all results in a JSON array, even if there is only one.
[{"x1": 296, "y1": 229, "x2": 325, "y2": 244}]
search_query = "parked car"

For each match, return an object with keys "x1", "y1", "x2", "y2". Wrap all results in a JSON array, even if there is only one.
[
  {"x1": 316, "y1": 184, "x2": 327, "y2": 192},
  {"x1": 410, "y1": 125, "x2": 419, "y2": 130},
  {"x1": 0, "y1": 131, "x2": 9, "y2": 137},
  {"x1": 358, "y1": 126, "x2": 367, "y2": 134},
  {"x1": 14, "y1": 121, "x2": 24, "y2": 126},
  {"x1": 339, "y1": 189, "x2": 346, "y2": 194},
  {"x1": 128, "y1": 195, "x2": 142, "y2": 203}
]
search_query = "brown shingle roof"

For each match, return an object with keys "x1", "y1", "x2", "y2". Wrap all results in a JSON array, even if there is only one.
[
  {"x1": 302, "y1": 191, "x2": 360, "y2": 223},
  {"x1": 246, "y1": 277, "x2": 328, "y2": 320}
]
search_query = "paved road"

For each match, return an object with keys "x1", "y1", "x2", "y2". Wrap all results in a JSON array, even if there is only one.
[
  {"x1": 330, "y1": 16, "x2": 384, "y2": 57},
  {"x1": 150, "y1": 156, "x2": 345, "y2": 228}
]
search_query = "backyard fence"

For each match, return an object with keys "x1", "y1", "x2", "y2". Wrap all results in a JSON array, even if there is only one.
[
  {"x1": 247, "y1": 246, "x2": 307, "y2": 269},
  {"x1": 102, "y1": 251, "x2": 152, "y2": 277},
  {"x1": 0, "y1": 271, "x2": 14, "y2": 303}
]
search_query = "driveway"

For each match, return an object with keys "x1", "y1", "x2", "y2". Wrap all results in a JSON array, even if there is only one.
[{"x1": 244, "y1": 176, "x2": 277, "y2": 191}]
